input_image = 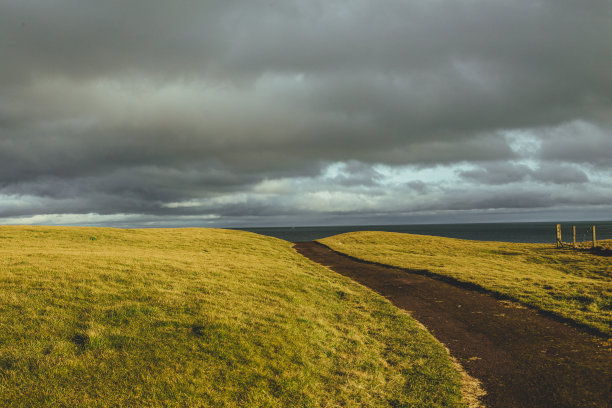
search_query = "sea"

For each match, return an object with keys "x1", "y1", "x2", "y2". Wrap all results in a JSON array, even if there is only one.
[{"x1": 236, "y1": 221, "x2": 612, "y2": 243}]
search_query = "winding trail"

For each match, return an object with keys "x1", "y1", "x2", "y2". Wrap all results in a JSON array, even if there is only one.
[{"x1": 294, "y1": 241, "x2": 612, "y2": 408}]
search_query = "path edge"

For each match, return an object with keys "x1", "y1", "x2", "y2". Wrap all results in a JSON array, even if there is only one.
[
  {"x1": 293, "y1": 242, "x2": 487, "y2": 408},
  {"x1": 308, "y1": 240, "x2": 610, "y2": 339}
]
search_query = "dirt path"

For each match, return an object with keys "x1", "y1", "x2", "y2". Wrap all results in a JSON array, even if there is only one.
[{"x1": 294, "y1": 241, "x2": 612, "y2": 408}]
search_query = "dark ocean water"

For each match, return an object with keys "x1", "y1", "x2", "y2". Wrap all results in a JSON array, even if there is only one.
[{"x1": 236, "y1": 221, "x2": 612, "y2": 243}]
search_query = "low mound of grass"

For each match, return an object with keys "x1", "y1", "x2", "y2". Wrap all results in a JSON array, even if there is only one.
[
  {"x1": 320, "y1": 232, "x2": 612, "y2": 337},
  {"x1": 0, "y1": 226, "x2": 465, "y2": 407}
]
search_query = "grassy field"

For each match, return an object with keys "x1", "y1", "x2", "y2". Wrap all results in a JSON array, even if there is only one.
[
  {"x1": 0, "y1": 226, "x2": 467, "y2": 407},
  {"x1": 319, "y1": 232, "x2": 612, "y2": 337}
]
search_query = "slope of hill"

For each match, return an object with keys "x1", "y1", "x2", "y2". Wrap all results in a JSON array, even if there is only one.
[{"x1": 0, "y1": 227, "x2": 465, "y2": 407}]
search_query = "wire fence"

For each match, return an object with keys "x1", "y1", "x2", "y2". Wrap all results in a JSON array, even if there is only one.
[{"x1": 556, "y1": 223, "x2": 612, "y2": 250}]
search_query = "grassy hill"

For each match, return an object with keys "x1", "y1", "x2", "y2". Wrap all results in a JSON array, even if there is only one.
[
  {"x1": 0, "y1": 226, "x2": 466, "y2": 407},
  {"x1": 319, "y1": 232, "x2": 612, "y2": 337}
]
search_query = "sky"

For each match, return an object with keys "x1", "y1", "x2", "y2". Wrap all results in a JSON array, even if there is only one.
[{"x1": 1, "y1": 0, "x2": 611, "y2": 228}]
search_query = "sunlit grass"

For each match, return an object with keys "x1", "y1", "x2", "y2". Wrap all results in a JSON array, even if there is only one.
[
  {"x1": 320, "y1": 232, "x2": 612, "y2": 337},
  {"x1": 0, "y1": 226, "x2": 465, "y2": 407}
]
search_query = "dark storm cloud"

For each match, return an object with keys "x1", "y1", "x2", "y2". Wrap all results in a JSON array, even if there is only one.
[{"x1": 1, "y1": 0, "x2": 611, "y2": 224}]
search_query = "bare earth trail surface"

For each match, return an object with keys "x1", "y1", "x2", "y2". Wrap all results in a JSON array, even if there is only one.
[{"x1": 294, "y1": 241, "x2": 612, "y2": 408}]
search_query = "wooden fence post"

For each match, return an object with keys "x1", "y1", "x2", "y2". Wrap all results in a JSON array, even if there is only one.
[
  {"x1": 573, "y1": 226, "x2": 576, "y2": 248},
  {"x1": 592, "y1": 226, "x2": 597, "y2": 248},
  {"x1": 556, "y1": 224, "x2": 562, "y2": 248}
]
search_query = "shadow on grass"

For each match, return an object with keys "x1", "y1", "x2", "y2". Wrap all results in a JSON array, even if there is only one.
[{"x1": 588, "y1": 247, "x2": 612, "y2": 257}]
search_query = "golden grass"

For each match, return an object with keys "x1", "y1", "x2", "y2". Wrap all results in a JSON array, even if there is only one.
[
  {"x1": 319, "y1": 232, "x2": 612, "y2": 337},
  {"x1": 0, "y1": 226, "x2": 466, "y2": 407}
]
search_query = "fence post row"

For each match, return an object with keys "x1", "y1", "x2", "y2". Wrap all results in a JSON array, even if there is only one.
[{"x1": 556, "y1": 224, "x2": 600, "y2": 249}]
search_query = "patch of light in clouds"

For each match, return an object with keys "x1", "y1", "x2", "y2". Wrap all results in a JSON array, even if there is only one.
[
  {"x1": 504, "y1": 130, "x2": 542, "y2": 159},
  {"x1": 374, "y1": 164, "x2": 468, "y2": 186}
]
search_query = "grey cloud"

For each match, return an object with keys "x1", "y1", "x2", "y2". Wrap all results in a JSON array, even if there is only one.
[
  {"x1": 428, "y1": 184, "x2": 612, "y2": 213},
  {"x1": 1, "y1": 0, "x2": 611, "y2": 225},
  {"x1": 539, "y1": 122, "x2": 612, "y2": 168},
  {"x1": 458, "y1": 161, "x2": 591, "y2": 186},
  {"x1": 405, "y1": 181, "x2": 428, "y2": 194},
  {"x1": 532, "y1": 163, "x2": 590, "y2": 185},
  {"x1": 459, "y1": 163, "x2": 532, "y2": 185},
  {"x1": 442, "y1": 190, "x2": 555, "y2": 212},
  {"x1": 327, "y1": 161, "x2": 384, "y2": 187}
]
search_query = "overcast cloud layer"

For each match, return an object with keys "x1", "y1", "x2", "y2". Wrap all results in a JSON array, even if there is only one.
[{"x1": 1, "y1": 0, "x2": 611, "y2": 227}]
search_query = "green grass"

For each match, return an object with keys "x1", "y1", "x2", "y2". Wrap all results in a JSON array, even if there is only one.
[
  {"x1": 0, "y1": 226, "x2": 466, "y2": 407},
  {"x1": 319, "y1": 232, "x2": 612, "y2": 337}
]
